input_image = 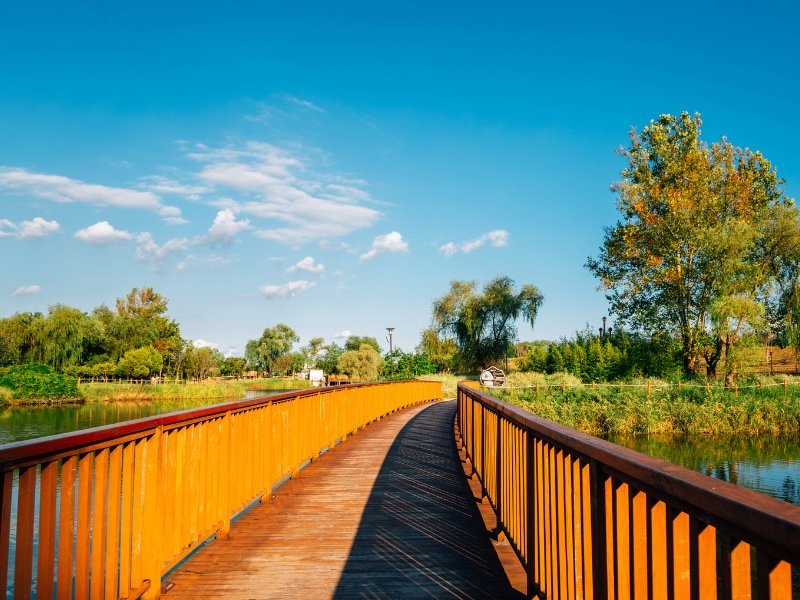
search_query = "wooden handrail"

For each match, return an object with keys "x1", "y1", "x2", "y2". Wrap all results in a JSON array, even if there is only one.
[
  {"x1": 457, "y1": 382, "x2": 800, "y2": 599},
  {"x1": 0, "y1": 380, "x2": 442, "y2": 599}
]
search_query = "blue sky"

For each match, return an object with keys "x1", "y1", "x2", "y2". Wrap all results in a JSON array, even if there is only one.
[{"x1": 1, "y1": 1, "x2": 798, "y2": 356}]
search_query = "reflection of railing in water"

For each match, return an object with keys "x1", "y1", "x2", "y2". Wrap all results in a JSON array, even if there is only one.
[
  {"x1": 457, "y1": 382, "x2": 800, "y2": 599},
  {"x1": 0, "y1": 381, "x2": 442, "y2": 599}
]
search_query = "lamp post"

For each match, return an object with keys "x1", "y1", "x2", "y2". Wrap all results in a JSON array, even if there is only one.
[{"x1": 386, "y1": 327, "x2": 395, "y2": 354}]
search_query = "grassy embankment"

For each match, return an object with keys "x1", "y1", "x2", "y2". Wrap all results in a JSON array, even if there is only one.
[
  {"x1": 79, "y1": 378, "x2": 311, "y2": 403},
  {"x1": 490, "y1": 372, "x2": 800, "y2": 437},
  {"x1": 0, "y1": 363, "x2": 310, "y2": 405}
]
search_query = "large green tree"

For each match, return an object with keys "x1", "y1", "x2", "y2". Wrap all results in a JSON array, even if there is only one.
[
  {"x1": 338, "y1": 344, "x2": 383, "y2": 381},
  {"x1": 344, "y1": 336, "x2": 381, "y2": 353},
  {"x1": 246, "y1": 324, "x2": 299, "y2": 375},
  {"x1": 587, "y1": 113, "x2": 800, "y2": 379},
  {"x1": 431, "y1": 276, "x2": 543, "y2": 371}
]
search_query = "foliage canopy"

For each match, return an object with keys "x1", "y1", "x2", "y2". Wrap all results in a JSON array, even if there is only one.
[
  {"x1": 587, "y1": 113, "x2": 800, "y2": 379},
  {"x1": 431, "y1": 276, "x2": 543, "y2": 372}
]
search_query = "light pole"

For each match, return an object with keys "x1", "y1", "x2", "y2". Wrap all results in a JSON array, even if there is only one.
[{"x1": 386, "y1": 327, "x2": 395, "y2": 354}]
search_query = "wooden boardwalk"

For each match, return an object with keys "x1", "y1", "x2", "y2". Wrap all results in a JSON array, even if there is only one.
[{"x1": 164, "y1": 400, "x2": 525, "y2": 599}]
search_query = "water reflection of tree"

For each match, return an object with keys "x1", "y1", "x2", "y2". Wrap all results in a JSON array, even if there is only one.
[
  {"x1": 606, "y1": 433, "x2": 799, "y2": 504},
  {"x1": 780, "y1": 477, "x2": 799, "y2": 504}
]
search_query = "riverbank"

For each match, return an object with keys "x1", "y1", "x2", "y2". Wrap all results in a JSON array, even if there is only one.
[{"x1": 491, "y1": 375, "x2": 800, "y2": 436}]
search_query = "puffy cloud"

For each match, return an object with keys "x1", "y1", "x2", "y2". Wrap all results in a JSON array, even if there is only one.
[
  {"x1": 0, "y1": 217, "x2": 60, "y2": 239},
  {"x1": 259, "y1": 280, "x2": 316, "y2": 299},
  {"x1": 135, "y1": 232, "x2": 190, "y2": 265},
  {"x1": 334, "y1": 330, "x2": 352, "y2": 339},
  {"x1": 203, "y1": 209, "x2": 251, "y2": 244},
  {"x1": 188, "y1": 142, "x2": 380, "y2": 244},
  {"x1": 439, "y1": 229, "x2": 509, "y2": 256},
  {"x1": 74, "y1": 221, "x2": 133, "y2": 246},
  {"x1": 287, "y1": 256, "x2": 324, "y2": 274},
  {"x1": 359, "y1": 231, "x2": 409, "y2": 262},
  {"x1": 12, "y1": 284, "x2": 41, "y2": 296}
]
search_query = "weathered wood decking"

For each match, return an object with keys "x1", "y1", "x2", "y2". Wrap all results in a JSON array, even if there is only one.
[{"x1": 164, "y1": 400, "x2": 524, "y2": 599}]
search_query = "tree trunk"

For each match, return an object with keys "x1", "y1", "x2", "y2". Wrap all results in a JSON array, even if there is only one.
[{"x1": 705, "y1": 337, "x2": 724, "y2": 379}]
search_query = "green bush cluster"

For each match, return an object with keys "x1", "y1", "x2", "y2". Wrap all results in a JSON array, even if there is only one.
[
  {"x1": 381, "y1": 350, "x2": 438, "y2": 381},
  {"x1": 521, "y1": 330, "x2": 682, "y2": 381},
  {"x1": 0, "y1": 363, "x2": 81, "y2": 403}
]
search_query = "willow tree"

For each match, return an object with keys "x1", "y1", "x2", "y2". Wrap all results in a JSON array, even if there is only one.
[
  {"x1": 587, "y1": 112, "x2": 800, "y2": 379},
  {"x1": 431, "y1": 276, "x2": 544, "y2": 372}
]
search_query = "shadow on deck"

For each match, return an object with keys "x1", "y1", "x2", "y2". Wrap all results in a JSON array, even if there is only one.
[{"x1": 331, "y1": 400, "x2": 523, "y2": 599}]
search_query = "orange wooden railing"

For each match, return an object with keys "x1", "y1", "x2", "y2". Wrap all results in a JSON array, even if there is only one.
[
  {"x1": 457, "y1": 382, "x2": 800, "y2": 599},
  {"x1": 0, "y1": 380, "x2": 441, "y2": 599}
]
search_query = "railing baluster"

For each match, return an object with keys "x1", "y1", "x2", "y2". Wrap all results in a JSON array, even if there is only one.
[
  {"x1": 0, "y1": 471, "x2": 11, "y2": 594},
  {"x1": 57, "y1": 456, "x2": 76, "y2": 600},
  {"x1": 75, "y1": 452, "x2": 94, "y2": 599},
  {"x1": 37, "y1": 461, "x2": 58, "y2": 600},
  {"x1": 14, "y1": 465, "x2": 36, "y2": 599}
]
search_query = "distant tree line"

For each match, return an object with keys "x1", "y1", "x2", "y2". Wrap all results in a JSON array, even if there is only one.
[{"x1": 0, "y1": 287, "x2": 250, "y2": 381}]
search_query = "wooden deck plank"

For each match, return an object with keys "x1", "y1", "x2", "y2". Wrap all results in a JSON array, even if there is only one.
[{"x1": 165, "y1": 400, "x2": 524, "y2": 599}]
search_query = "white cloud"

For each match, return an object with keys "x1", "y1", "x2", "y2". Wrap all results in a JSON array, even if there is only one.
[
  {"x1": 135, "y1": 232, "x2": 190, "y2": 265},
  {"x1": 12, "y1": 284, "x2": 41, "y2": 296},
  {"x1": 176, "y1": 254, "x2": 233, "y2": 271},
  {"x1": 359, "y1": 231, "x2": 409, "y2": 262},
  {"x1": 0, "y1": 219, "x2": 15, "y2": 237},
  {"x1": 158, "y1": 205, "x2": 188, "y2": 225},
  {"x1": 319, "y1": 239, "x2": 356, "y2": 254},
  {"x1": 439, "y1": 229, "x2": 510, "y2": 256},
  {"x1": 187, "y1": 142, "x2": 380, "y2": 244},
  {"x1": 192, "y1": 339, "x2": 219, "y2": 349},
  {"x1": 0, "y1": 217, "x2": 61, "y2": 239},
  {"x1": 259, "y1": 280, "x2": 316, "y2": 299},
  {"x1": 284, "y1": 94, "x2": 325, "y2": 113},
  {"x1": 74, "y1": 221, "x2": 133, "y2": 246},
  {"x1": 0, "y1": 168, "x2": 186, "y2": 224},
  {"x1": 334, "y1": 330, "x2": 352, "y2": 339},
  {"x1": 0, "y1": 168, "x2": 160, "y2": 209},
  {"x1": 203, "y1": 208, "x2": 251, "y2": 244},
  {"x1": 287, "y1": 256, "x2": 324, "y2": 274},
  {"x1": 139, "y1": 175, "x2": 207, "y2": 200}
]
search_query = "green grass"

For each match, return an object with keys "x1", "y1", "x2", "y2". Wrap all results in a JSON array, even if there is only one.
[
  {"x1": 79, "y1": 378, "x2": 310, "y2": 403},
  {"x1": 490, "y1": 382, "x2": 800, "y2": 437}
]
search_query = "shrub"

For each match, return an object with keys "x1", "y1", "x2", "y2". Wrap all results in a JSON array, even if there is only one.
[{"x1": 0, "y1": 363, "x2": 81, "y2": 402}]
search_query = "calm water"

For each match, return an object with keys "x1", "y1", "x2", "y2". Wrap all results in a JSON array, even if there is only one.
[
  {"x1": 607, "y1": 433, "x2": 800, "y2": 505},
  {"x1": 0, "y1": 390, "x2": 292, "y2": 446}
]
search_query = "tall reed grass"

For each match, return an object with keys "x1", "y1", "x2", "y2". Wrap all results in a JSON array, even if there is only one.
[
  {"x1": 493, "y1": 382, "x2": 800, "y2": 437},
  {"x1": 80, "y1": 378, "x2": 310, "y2": 403}
]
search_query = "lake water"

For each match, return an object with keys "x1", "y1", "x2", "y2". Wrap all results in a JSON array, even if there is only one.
[
  {"x1": 607, "y1": 433, "x2": 800, "y2": 505},
  {"x1": 0, "y1": 390, "x2": 292, "y2": 446}
]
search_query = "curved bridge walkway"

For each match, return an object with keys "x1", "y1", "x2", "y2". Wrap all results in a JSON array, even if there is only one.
[{"x1": 164, "y1": 400, "x2": 525, "y2": 599}]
